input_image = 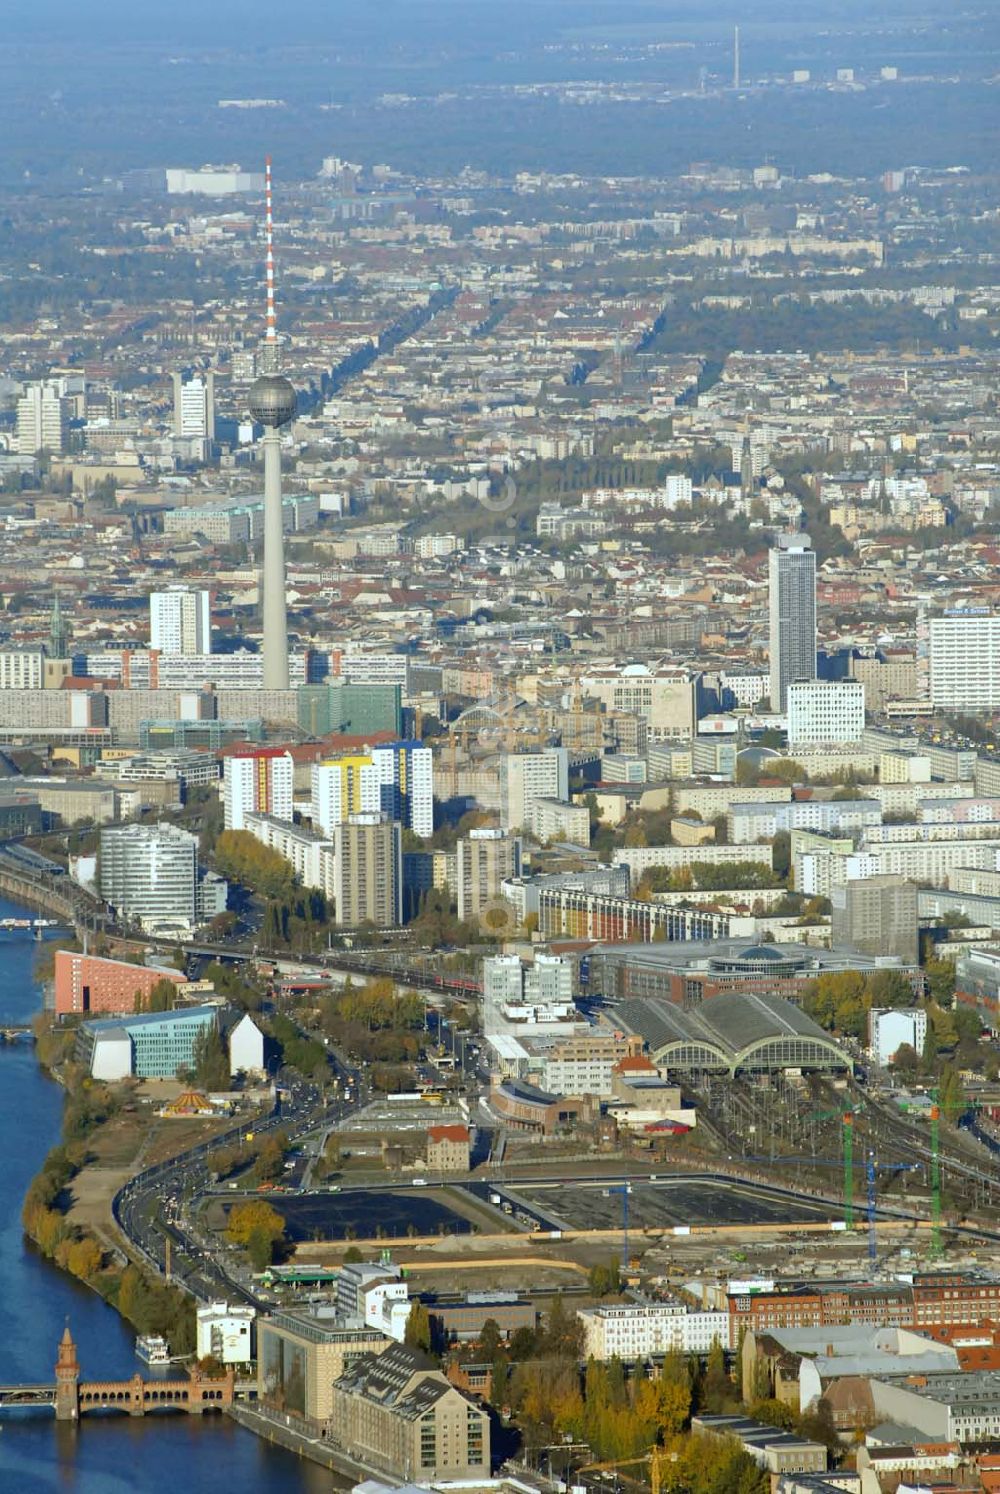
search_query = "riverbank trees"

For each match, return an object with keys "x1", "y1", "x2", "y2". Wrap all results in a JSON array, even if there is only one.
[{"x1": 22, "y1": 1023, "x2": 196, "y2": 1354}]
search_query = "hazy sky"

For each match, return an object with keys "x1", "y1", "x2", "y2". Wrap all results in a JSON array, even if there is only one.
[
  {"x1": 0, "y1": 1, "x2": 993, "y2": 184},
  {"x1": 4, "y1": 0, "x2": 963, "y2": 44}
]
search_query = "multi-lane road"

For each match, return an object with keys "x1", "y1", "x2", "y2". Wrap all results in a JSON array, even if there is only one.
[{"x1": 113, "y1": 1072, "x2": 356, "y2": 1307}]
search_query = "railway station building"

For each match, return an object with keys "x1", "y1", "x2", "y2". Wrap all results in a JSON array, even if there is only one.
[{"x1": 606, "y1": 991, "x2": 848, "y2": 1078}]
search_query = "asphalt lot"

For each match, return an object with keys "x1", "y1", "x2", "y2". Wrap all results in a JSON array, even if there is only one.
[
  {"x1": 273, "y1": 1188, "x2": 473, "y2": 1243},
  {"x1": 512, "y1": 1178, "x2": 839, "y2": 1231}
]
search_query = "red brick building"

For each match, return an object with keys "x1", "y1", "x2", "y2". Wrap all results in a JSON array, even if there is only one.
[
  {"x1": 727, "y1": 1272, "x2": 1000, "y2": 1341},
  {"x1": 54, "y1": 951, "x2": 187, "y2": 1017}
]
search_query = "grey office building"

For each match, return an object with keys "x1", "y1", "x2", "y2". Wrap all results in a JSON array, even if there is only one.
[
  {"x1": 830, "y1": 874, "x2": 919, "y2": 965},
  {"x1": 768, "y1": 533, "x2": 816, "y2": 711}
]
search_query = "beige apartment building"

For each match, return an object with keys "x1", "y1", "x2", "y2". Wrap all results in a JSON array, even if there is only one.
[
  {"x1": 426, "y1": 1124, "x2": 471, "y2": 1174},
  {"x1": 328, "y1": 1343, "x2": 490, "y2": 1481},
  {"x1": 455, "y1": 828, "x2": 521, "y2": 923},
  {"x1": 332, "y1": 814, "x2": 402, "y2": 928}
]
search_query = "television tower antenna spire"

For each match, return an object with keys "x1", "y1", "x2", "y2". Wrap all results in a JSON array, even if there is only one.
[
  {"x1": 263, "y1": 154, "x2": 278, "y2": 369},
  {"x1": 248, "y1": 154, "x2": 296, "y2": 690},
  {"x1": 733, "y1": 25, "x2": 741, "y2": 89}
]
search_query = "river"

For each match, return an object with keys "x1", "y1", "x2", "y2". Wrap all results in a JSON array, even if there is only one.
[{"x1": 0, "y1": 899, "x2": 331, "y2": 1492}]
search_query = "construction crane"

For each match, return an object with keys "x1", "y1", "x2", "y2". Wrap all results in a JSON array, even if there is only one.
[
  {"x1": 577, "y1": 1448, "x2": 671, "y2": 1494},
  {"x1": 930, "y1": 1102, "x2": 943, "y2": 1258},
  {"x1": 865, "y1": 1151, "x2": 922, "y2": 1267},
  {"x1": 606, "y1": 1182, "x2": 633, "y2": 1272},
  {"x1": 808, "y1": 1107, "x2": 862, "y2": 1228}
]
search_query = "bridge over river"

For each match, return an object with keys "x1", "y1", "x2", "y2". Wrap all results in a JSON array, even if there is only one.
[{"x1": 0, "y1": 1327, "x2": 236, "y2": 1421}]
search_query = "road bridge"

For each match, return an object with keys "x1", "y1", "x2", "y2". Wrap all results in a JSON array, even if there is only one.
[
  {"x1": 0, "y1": 1025, "x2": 35, "y2": 1043},
  {"x1": 0, "y1": 1328, "x2": 236, "y2": 1421}
]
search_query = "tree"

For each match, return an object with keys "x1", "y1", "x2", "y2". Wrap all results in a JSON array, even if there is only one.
[
  {"x1": 937, "y1": 1062, "x2": 966, "y2": 1121},
  {"x1": 892, "y1": 1042, "x2": 921, "y2": 1080},
  {"x1": 246, "y1": 1225, "x2": 277, "y2": 1270},
  {"x1": 323, "y1": 1133, "x2": 342, "y2": 1174},
  {"x1": 479, "y1": 1318, "x2": 503, "y2": 1361},
  {"x1": 192, "y1": 1024, "x2": 230, "y2": 1091},
  {"x1": 928, "y1": 1001, "x2": 958, "y2": 1049},
  {"x1": 135, "y1": 976, "x2": 179, "y2": 1014},
  {"x1": 226, "y1": 1199, "x2": 286, "y2": 1249},
  {"x1": 659, "y1": 1348, "x2": 692, "y2": 1390},
  {"x1": 768, "y1": 759, "x2": 806, "y2": 786},
  {"x1": 798, "y1": 1397, "x2": 838, "y2": 1457},
  {"x1": 922, "y1": 1021, "x2": 940, "y2": 1073},
  {"x1": 542, "y1": 1295, "x2": 584, "y2": 1360},
  {"x1": 802, "y1": 970, "x2": 869, "y2": 1038},
  {"x1": 953, "y1": 1005, "x2": 983, "y2": 1045},
  {"x1": 589, "y1": 1260, "x2": 622, "y2": 1297},
  {"x1": 252, "y1": 1135, "x2": 287, "y2": 1184},
  {"x1": 649, "y1": 1372, "x2": 690, "y2": 1434},
  {"x1": 699, "y1": 1340, "x2": 735, "y2": 1414},
  {"x1": 747, "y1": 1397, "x2": 795, "y2": 1430},
  {"x1": 214, "y1": 830, "x2": 296, "y2": 901},
  {"x1": 771, "y1": 830, "x2": 789, "y2": 884},
  {"x1": 924, "y1": 958, "x2": 956, "y2": 1005},
  {"x1": 405, "y1": 1301, "x2": 433, "y2": 1353},
  {"x1": 866, "y1": 968, "x2": 915, "y2": 1010},
  {"x1": 659, "y1": 1435, "x2": 767, "y2": 1494},
  {"x1": 66, "y1": 1235, "x2": 103, "y2": 1281}
]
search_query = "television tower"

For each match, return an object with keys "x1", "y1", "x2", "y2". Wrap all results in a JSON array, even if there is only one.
[
  {"x1": 733, "y1": 25, "x2": 741, "y2": 89},
  {"x1": 248, "y1": 155, "x2": 296, "y2": 691}
]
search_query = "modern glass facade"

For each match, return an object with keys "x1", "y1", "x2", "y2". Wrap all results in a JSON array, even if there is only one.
[{"x1": 77, "y1": 1005, "x2": 217, "y2": 1078}]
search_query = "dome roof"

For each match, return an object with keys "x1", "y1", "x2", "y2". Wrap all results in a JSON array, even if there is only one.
[{"x1": 738, "y1": 745, "x2": 781, "y2": 766}]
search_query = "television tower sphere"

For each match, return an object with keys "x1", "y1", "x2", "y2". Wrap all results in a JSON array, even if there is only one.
[{"x1": 248, "y1": 373, "x2": 297, "y2": 428}]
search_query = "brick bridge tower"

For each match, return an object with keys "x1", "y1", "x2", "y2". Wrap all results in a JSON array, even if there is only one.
[{"x1": 55, "y1": 1322, "x2": 80, "y2": 1421}]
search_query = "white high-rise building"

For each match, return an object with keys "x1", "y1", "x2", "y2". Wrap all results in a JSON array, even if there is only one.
[
  {"x1": 525, "y1": 952, "x2": 574, "y2": 1004},
  {"x1": 223, "y1": 748, "x2": 294, "y2": 831},
  {"x1": 787, "y1": 679, "x2": 865, "y2": 748},
  {"x1": 150, "y1": 588, "x2": 212, "y2": 656},
  {"x1": 929, "y1": 614, "x2": 1000, "y2": 713},
  {"x1": 661, "y1": 474, "x2": 693, "y2": 508},
  {"x1": 501, "y1": 748, "x2": 569, "y2": 831},
  {"x1": 16, "y1": 381, "x2": 69, "y2": 455},
  {"x1": 99, "y1": 821, "x2": 226, "y2": 931},
  {"x1": 482, "y1": 954, "x2": 528, "y2": 1036},
  {"x1": 370, "y1": 741, "x2": 434, "y2": 838},
  {"x1": 578, "y1": 1303, "x2": 729, "y2": 1360},
  {"x1": 311, "y1": 755, "x2": 380, "y2": 836},
  {"x1": 482, "y1": 952, "x2": 575, "y2": 1037},
  {"x1": 768, "y1": 533, "x2": 816, "y2": 711},
  {"x1": 0, "y1": 647, "x2": 45, "y2": 690},
  {"x1": 172, "y1": 371, "x2": 215, "y2": 440}
]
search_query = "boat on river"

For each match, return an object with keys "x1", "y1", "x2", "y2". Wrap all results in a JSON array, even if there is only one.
[{"x1": 135, "y1": 1334, "x2": 171, "y2": 1365}]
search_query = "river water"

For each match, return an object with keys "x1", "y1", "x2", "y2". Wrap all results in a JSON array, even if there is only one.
[{"x1": 0, "y1": 899, "x2": 330, "y2": 1492}]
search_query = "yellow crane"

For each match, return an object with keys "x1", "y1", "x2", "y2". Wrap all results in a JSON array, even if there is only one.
[{"x1": 575, "y1": 1448, "x2": 673, "y2": 1494}]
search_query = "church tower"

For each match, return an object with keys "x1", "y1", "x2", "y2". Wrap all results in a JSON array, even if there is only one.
[
  {"x1": 49, "y1": 593, "x2": 70, "y2": 659},
  {"x1": 55, "y1": 1322, "x2": 80, "y2": 1421}
]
